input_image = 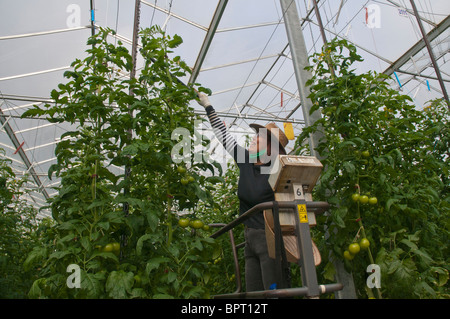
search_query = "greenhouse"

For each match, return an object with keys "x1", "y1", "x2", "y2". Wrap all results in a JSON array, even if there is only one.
[{"x1": 0, "y1": 0, "x2": 448, "y2": 300}]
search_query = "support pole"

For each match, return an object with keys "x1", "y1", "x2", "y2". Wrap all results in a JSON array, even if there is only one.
[
  {"x1": 293, "y1": 200, "x2": 320, "y2": 297},
  {"x1": 89, "y1": 0, "x2": 96, "y2": 39},
  {"x1": 279, "y1": 0, "x2": 323, "y2": 157},
  {"x1": 409, "y1": 0, "x2": 449, "y2": 107},
  {"x1": 311, "y1": 0, "x2": 335, "y2": 77},
  {"x1": 279, "y1": 0, "x2": 357, "y2": 299},
  {"x1": 120, "y1": 0, "x2": 141, "y2": 259},
  {"x1": 124, "y1": 0, "x2": 142, "y2": 218}
]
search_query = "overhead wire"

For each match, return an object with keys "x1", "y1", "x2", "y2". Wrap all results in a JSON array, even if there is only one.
[
  {"x1": 232, "y1": 0, "x2": 330, "y2": 127},
  {"x1": 262, "y1": 0, "x2": 361, "y2": 121},
  {"x1": 224, "y1": 0, "x2": 298, "y2": 130},
  {"x1": 229, "y1": 0, "x2": 324, "y2": 128},
  {"x1": 150, "y1": 0, "x2": 157, "y2": 27},
  {"x1": 371, "y1": 0, "x2": 447, "y2": 18},
  {"x1": 114, "y1": 0, "x2": 120, "y2": 44}
]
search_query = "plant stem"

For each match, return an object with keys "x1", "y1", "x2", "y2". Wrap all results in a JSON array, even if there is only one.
[
  {"x1": 167, "y1": 195, "x2": 173, "y2": 247},
  {"x1": 356, "y1": 204, "x2": 383, "y2": 299}
]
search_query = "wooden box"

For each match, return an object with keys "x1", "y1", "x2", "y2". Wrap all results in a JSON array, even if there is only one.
[{"x1": 268, "y1": 155, "x2": 323, "y2": 194}]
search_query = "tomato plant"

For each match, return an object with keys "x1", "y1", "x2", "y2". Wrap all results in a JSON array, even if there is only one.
[
  {"x1": 0, "y1": 148, "x2": 46, "y2": 298},
  {"x1": 22, "y1": 26, "x2": 223, "y2": 299},
  {"x1": 296, "y1": 38, "x2": 449, "y2": 299},
  {"x1": 195, "y1": 161, "x2": 245, "y2": 295}
]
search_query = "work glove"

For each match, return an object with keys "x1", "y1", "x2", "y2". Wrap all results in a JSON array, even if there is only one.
[{"x1": 197, "y1": 92, "x2": 212, "y2": 108}]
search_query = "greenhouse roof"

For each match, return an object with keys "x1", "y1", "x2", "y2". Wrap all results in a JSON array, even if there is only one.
[{"x1": 0, "y1": 0, "x2": 449, "y2": 218}]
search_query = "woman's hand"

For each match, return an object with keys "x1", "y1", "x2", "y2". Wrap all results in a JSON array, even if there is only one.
[{"x1": 197, "y1": 92, "x2": 212, "y2": 108}]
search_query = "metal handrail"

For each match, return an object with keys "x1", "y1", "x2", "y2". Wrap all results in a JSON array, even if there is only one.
[
  {"x1": 209, "y1": 223, "x2": 242, "y2": 294},
  {"x1": 209, "y1": 200, "x2": 343, "y2": 299},
  {"x1": 210, "y1": 200, "x2": 329, "y2": 239}
]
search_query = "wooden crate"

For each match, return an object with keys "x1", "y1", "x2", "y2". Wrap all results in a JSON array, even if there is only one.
[{"x1": 268, "y1": 155, "x2": 323, "y2": 194}]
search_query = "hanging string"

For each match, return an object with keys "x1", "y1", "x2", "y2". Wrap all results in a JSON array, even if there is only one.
[{"x1": 150, "y1": 0, "x2": 157, "y2": 27}]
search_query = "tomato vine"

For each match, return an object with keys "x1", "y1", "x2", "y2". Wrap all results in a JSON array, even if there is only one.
[
  {"x1": 296, "y1": 38, "x2": 449, "y2": 299},
  {"x1": 23, "y1": 26, "x2": 223, "y2": 299}
]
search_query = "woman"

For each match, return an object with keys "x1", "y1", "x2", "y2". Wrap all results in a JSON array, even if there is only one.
[{"x1": 197, "y1": 92, "x2": 289, "y2": 292}]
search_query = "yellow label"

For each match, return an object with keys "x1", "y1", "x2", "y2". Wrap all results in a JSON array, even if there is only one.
[{"x1": 298, "y1": 204, "x2": 308, "y2": 223}]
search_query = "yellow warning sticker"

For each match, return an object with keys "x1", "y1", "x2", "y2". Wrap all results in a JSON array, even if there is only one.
[{"x1": 298, "y1": 204, "x2": 308, "y2": 223}]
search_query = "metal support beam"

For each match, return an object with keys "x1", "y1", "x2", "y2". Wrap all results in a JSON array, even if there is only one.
[
  {"x1": 383, "y1": 14, "x2": 450, "y2": 77},
  {"x1": 0, "y1": 66, "x2": 71, "y2": 82},
  {"x1": 409, "y1": 0, "x2": 449, "y2": 106},
  {"x1": 398, "y1": 68, "x2": 450, "y2": 84},
  {"x1": 0, "y1": 26, "x2": 91, "y2": 41},
  {"x1": 188, "y1": 0, "x2": 229, "y2": 84},
  {"x1": 280, "y1": 0, "x2": 357, "y2": 299},
  {"x1": 194, "y1": 109, "x2": 305, "y2": 124},
  {"x1": 230, "y1": 3, "x2": 318, "y2": 129},
  {"x1": 0, "y1": 106, "x2": 49, "y2": 200},
  {"x1": 142, "y1": 0, "x2": 208, "y2": 31},
  {"x1": 387, "y1": 0, "x2": 437, "y2": 27},
  {"x1": 279, "y1": 0, "x2": 323, "y2": 157}
]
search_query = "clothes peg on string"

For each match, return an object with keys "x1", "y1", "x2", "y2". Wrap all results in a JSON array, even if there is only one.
[{"x1": 394, "y1": 71, "x2": 402, "y2": 88}]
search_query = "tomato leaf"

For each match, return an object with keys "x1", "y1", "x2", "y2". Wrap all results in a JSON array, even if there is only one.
[
  {"x1": 106, "y1": 270, "x2": 134, "y2": 299},
  {"x1": 145, "y1": 257, "x2": 170, "y2": 275},
  {"x1": 80, "y1": 270, "x2": 105, "y2": 298}
]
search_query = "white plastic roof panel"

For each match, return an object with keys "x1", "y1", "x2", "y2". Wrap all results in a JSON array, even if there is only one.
[{"x1": 1, "y1": 0, "x2": 449, "y2": 216}]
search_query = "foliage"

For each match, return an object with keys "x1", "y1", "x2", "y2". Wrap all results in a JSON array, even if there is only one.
[
  {"x1": 0, "y1": 148, "x2": 46, "y2": 298},
  {"x1": 295, "y1": 38, "x2": 449, "y2": 299},
  {"x1": 22, "y1": 26, "x2": 224, "y2": 299},
  {"x1": 196, "y1": 161, "x2": 244, "y2": 295}
]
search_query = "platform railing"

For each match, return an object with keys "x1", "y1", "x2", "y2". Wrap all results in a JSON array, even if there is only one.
[{"x1": 209, "y1": 200, "x2": 343, "y2": 299}]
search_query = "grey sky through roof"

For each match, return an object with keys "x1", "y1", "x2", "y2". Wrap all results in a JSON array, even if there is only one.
[{"x1": 0, "y1": 0, "x2": 449, "y2": 218}]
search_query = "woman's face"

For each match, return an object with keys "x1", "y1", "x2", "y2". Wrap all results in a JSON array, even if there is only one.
[{"x1": 249, "y1": 134, "x2": 268, "y2": 154}]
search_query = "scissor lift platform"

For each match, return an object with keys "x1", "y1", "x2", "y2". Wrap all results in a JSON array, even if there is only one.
[{"x1": 209, "y1": 155, "x2": 344, "y2": 299}]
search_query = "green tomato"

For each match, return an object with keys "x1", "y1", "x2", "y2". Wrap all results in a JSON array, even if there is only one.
[
  {"x1": 359, "y1": 195, "x2": 369, "y2": 204},
  {"x1": 192, "y1": 220, "x2": 204, "y2": 229},
  {"x1": 360, "y1": 238, "x2": 370, "y2": 250},
  {"x1": 134, "y1": 275, "x2": 142, "y2": 288},
  {"x1": 177, "y1": 166, "x2": 186, "y2": 174},
  {"x1": 112, "y1": 242, "x2": 120, "y2": 252},
  {"x1": 103, "y1": 243, "x2": 114, "y2": 253},
  {"x1": 343, "y1": 250, "x2": 354, "y2": 260},
  {"x1": 180, "y1": 178, "x2": 189, "y2": 185},
  {"x1": 351, "y1": 193, "x2": 360, "y2": 202},
  {"x1": 348, "y1": 243, "x2": 361, "y2": 255},
  {"x1": 362, "y1": 150, "x2": 370, "y2": 157},
  {"x1": 178, "y1": 218, "x2": 190, "y2": 228},
  {"x1": 368, "y1": 197, "x2": 378, "y2": 205}
]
